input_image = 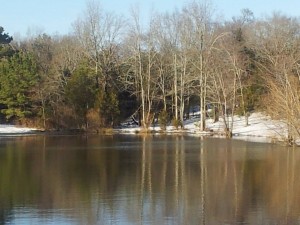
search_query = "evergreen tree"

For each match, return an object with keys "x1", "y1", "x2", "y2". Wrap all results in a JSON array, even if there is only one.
[
  {"x1": 65, "y1": 64, "x2": 96, "y2": 129},
  {"x1": 0, "y1": 27, "x2": 14, "y2": 59},
  {"x1": 0, "y1": 27, "x2": 12, "y2": 44},
  {"x1": 0, "y1": 51, "x2": 39, "y2": 121},
  {"x1": 96, "y1": 89, "x2": 120, "y2": 127}
]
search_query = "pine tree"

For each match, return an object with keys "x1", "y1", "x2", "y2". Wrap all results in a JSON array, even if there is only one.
[
  {"x1": 65, "y1": 64, "x2": 96, "y2": 129},
  {"x1": 0, "y1": 27, "x2": 14, "y2": 59},
  {"x1": 0, "y1": 27, "x2": 12, "y2": 44},
  {"x1": 0, "y1": 51, "x2": 39, "y2": 121}
]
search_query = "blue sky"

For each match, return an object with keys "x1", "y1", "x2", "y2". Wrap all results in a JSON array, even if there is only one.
[{"x1": 2, "y1": 0, "x2": 300, "y2": 37}]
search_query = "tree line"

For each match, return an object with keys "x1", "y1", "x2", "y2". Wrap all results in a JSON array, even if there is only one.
[{"x1": 1, "y1": 1, "x2": 300, "y2": 141}]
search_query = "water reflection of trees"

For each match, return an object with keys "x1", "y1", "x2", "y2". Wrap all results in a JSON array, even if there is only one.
[{"x1": 0, "y1": 135, "x2": 300, "y2": 224}]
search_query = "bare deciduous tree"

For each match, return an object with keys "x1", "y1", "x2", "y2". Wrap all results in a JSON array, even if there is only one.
[
  {"x1": 252, "y1": 13, "x2": 300, "y2": 144},
  {"x1": 73, "y1": 0, "x2": 124, "y2": 90}
]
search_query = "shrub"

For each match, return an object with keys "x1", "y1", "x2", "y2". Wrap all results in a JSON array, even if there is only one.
[
  {"x1": 158, "y1": 110, "x2": 169, "y2": 131},
  {"x1": 172, "y1": 118, "x2": 182, "y2": 130}
]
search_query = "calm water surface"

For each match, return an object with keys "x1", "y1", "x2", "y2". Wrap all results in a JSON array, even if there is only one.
[{"x1": 0, "y1": 134, "x2": 299, "y2": 225}]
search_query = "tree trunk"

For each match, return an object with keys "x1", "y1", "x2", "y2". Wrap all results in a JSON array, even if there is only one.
[
  {"x1": 174, "y1": 54, "x2": 178, "y2": 122},
  {"x1": 199, "y1": 31, "x2": 206, "y2": 131},
  {"x1": 213, "y1": 105, "x2": 219, "y2": 123}
]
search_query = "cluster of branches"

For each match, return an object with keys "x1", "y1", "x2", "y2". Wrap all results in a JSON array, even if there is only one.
[{"x1": 1, "y1": 1, "x2": 300, "y2": 142}]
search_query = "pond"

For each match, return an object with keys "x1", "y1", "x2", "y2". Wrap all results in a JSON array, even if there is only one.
[{"x1": 0, "y1": 134, "x2": 299, "y2": 225}]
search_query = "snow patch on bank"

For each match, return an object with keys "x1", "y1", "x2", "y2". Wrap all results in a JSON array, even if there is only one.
[
  {"x1": 0, "y1": 124, "x2": 37, "y2": 134},
  {"x1": 117, "y1": 112, "x2": 288, "y2": 143},
  {"x1": 194, "y1": 112, "x2": 286, "y2": 138},
  {"x1": 0, "y1": 112, "x2": 289, "y2": 143}
]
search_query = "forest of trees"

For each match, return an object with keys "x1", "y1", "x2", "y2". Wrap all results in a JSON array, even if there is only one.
[{"x1": 1, "y1": 1, "x2": 300, "y2": 141}]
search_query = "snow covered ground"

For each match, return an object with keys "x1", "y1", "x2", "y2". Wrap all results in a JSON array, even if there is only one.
[
  {"x1": 0, "y1": 112, "x2": 289, "y2": 143},
  {"x1": 117, "y1": 112, "x2": 289, "y2": 143},
  {"x1": 187, "y1": 112, "x2": 286, "y2": 137},
  {"x1": 0, "y1": 124, "x2": 37, "y2": 134}
]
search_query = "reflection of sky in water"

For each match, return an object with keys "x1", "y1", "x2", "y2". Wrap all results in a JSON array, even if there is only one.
[
  {"x1": 10, "y1": 208, "x2": 75, "y2": 225},
  {"x1": 10, "y1": 207, "x2": 131, "y2": 225}
]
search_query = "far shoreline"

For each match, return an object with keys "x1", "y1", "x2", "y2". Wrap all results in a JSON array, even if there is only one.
[{"x1": 0, "y1": 112, "x2": 294, "y2": 146}]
